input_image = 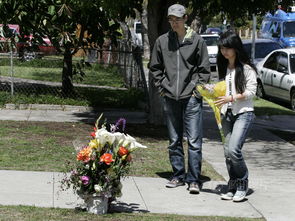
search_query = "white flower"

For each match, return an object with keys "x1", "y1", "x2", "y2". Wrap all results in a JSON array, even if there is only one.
[
  {"x1": 112, "y1": 132, "x2": 125, "y2": 143},
  {"x1": 95, "y1": 128, "x2": 116, "y2": 145},
  {"x1": 123, "y1": 134, "x2": 147, "y2": 151},
  {"x1": 94, "y1": 184, "x2": 103, "y2": 193}
]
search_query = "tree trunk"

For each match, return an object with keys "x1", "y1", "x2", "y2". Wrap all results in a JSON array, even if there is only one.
[
  {"x1": 147, "y1": 0, "x2": 183, "y2": 124},
  {"x1": 62, "y1": 47, "x2": 73, "y2": 96}
]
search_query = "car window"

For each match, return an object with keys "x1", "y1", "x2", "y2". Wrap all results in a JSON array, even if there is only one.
[
  {"x1": 283, "y1": 21, "x2": 295, "y2": 37},
  {"x1": 263, "y1": 52, "x2": 280, "y2": 70},
  {"x1": 277, "y1": 52, "x2": 288, "y2": 74},
  {"x1": 205, "y1": 28, "x2": 221, "y2": 34},
  {"x1": 261, "y1": 20, "x2": 271, "y2": 32},
  {"x1": 202, "y1": 36, "x2": 219, "y2": 46},
  {"x1": 269, "y1": 21, "x2": 277, "y2": 34},
  {"x1": 290, "y1": 54, "x2": 295, "y2": 74}
]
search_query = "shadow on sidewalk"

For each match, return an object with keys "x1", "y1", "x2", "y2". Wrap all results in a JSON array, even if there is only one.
[
  {"x1": 110, "y1": 202, "x2": 149, "y2": 213},
  {"x1": 155, "y1": 172, "x2": 211, "y2": 184},
  {"x1": 201, "y1": 184, "x2": 254, "y2": 199}
]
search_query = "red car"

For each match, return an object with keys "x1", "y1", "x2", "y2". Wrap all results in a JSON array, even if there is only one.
[{"x1": 0, "y1": 24, "x2": 57, "y2": 61}]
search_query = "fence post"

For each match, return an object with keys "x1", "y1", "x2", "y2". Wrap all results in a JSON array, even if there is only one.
[
  {"x1": 10, "y1": 49, "x2": 14, "y2": 96},
  {"x1": 107, "y1": 45, "x2": 112, "y2": 64}
]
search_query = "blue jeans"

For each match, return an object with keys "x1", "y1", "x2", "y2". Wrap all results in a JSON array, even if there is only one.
[
  {"x1": 221, "y1": 110, "x2": 255, "y2": 190},
  {"x1": 163, "y1": 96, "x2": 203, "y2": 184}
]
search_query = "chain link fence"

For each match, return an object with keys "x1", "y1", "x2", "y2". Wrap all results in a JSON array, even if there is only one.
[{"x1": 0, "y1": 39, "x2": 148, "y2": 106}]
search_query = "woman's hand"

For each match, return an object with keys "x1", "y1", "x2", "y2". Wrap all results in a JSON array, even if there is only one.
[{"x1": 214, "y1": 95, "x2": 233, "y2": 107}]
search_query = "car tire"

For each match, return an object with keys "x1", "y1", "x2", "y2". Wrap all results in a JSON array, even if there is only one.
[
  {"x1": 22, "y1": 49, "x2": 37, "y2": 61},
  {"x1": 256, "y1": 80, "x2": 266, "y2": 98},
  {"x1": 291, "y1": 90, "x2": 295, "y2": 111}
]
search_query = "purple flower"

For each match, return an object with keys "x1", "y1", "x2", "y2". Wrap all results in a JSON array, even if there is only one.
[
  {"x1": 115, "y1": 118, "x2": 126, "y2": 132},
  {"x1": 81, "y1": 176, "x2": 90, "y2": 185}
]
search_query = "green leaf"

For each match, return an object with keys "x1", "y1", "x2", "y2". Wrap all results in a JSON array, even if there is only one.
[{"x1": 48, "y1": 5, "x2": 55, "y2": 15}]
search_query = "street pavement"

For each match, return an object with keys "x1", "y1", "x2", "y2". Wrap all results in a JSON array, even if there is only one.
[{"x1": 0, "y1": 104, "x2": 295, "y2": 221}]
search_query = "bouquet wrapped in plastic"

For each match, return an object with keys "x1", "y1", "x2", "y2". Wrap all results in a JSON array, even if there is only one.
[{"x1": 197, "y1": 81, "x2": 226, "y2": 143}]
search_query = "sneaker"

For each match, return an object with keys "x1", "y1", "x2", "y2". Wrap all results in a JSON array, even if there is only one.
[
  {"x1": 166, "y1": 178, "x2": 185, "y2": 188},
  {"x1": 188, "y1": 183, "x2": 200, "y2": 194},
  {"x1": 233, "y1": 188, "x2": 248, "y2": 202},
  {"x1": 220, "y1": 191, "x2": 235, "y2": 200}
]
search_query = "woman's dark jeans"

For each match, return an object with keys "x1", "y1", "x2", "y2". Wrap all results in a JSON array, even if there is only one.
[
  {"x1": 222, "y1": 110, "x2": 255, "y2": 190},
  {"x1": 163, "y1": 96, "x2": 203, "y2": 184}
]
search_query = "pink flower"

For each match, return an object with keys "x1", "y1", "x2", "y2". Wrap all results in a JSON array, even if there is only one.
[{"x1": 81, "y1": 176, "x2": 90, "y2": 185}]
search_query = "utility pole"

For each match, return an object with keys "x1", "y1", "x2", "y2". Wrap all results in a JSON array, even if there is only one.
[
  {"x1": 251, "y1": 0, "x2": 256, "y2": 63},
  {"x1": 251, "y1": 14, "x2": 256, "y2": 63}
]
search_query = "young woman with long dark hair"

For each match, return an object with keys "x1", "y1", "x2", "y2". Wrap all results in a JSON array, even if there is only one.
[{"x1": 215, "y1": 31, "x2": 257, "y2": 202}]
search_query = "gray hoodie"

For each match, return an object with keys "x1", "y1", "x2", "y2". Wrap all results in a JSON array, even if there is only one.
[{"x1": 150, "y1": 28, "x2": 211, "y2": 100}]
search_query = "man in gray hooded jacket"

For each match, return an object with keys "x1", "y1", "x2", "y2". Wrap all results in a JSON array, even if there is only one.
[{"x1": 150, "y1": 4, "x2": 210, "y2": 194}]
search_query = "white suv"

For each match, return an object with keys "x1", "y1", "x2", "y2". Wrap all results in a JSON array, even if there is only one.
[
  {"x1": 201, "y1": 33, "x2": 219, "y2": 71},
  {"x1": 256, "y1": 48, "x2": 295, "y2": 110}
]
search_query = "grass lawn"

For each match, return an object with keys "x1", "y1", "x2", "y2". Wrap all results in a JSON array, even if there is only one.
[
  {"x1": 0, "y1": 57, "x2": 125, "y2": 87},
  {"x1": 254, "y1": 97, "x2": 295, "y2": 116},
  {"x1": 0, "y1": 120, "x2": 223, "y2": 181},
  {"x1": 0, "y1": 57, "x2": 145, "y2": 109},
  {"x1": 0, "y1": 87, "x2": 144, "y2": 109},
  {"x1": 0, "y1": 205, "x2": 266, "y2": 221}
]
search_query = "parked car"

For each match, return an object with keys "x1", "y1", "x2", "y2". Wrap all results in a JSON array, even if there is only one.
[
  {"x1": 133, "y1": 21, "x2": 143, "y2": 47},
  {"x1": 201, "y1": 33, "x2": 219, "y2": 71},
  {"x1": 256, "y1": 48, "x2": 295, "y2": 110},
  {"x1": 0, "y1": 24, "x2": 56, "y2": 61},
  {"x1": 17, "y1": 35, "x2": 57, "y2": 61},
  {"x1": 242, "y1": 38, "x2": 283, "y2": 66},
  {"x1": 205, "y1": 27, "x2": 222, "y2": 35}
]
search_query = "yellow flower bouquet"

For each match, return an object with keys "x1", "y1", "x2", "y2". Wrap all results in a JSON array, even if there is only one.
[{"x1": 197, "y1": 81, "x2": 226, "y2": 143}]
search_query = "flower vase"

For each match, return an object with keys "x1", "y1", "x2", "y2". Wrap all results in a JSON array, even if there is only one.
[{"x1": 82, "y1": 194, "x2": 109, "y2": 214}]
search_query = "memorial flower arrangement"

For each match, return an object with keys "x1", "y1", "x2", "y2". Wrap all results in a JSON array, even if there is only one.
[
  {"x1": 61, "y1": 114, "x2": 147, "y2": 200},
  {"x1": 197, "y1": 81, "x2": 226, "y2": 143}
]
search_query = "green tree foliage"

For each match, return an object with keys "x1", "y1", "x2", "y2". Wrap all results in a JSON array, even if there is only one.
[
  {"x1": 0, "y1": 0, "x2": 143, "y2": 95},
  {"x1": 190, "y1": 0, "x2": 278, "y2": 28}
]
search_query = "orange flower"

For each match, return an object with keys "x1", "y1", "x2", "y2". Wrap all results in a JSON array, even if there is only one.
[
  {"x1": 77, "y1": 146, "x2": 92, "y2": 162},
  {"x1": 100, "y1": 153, "x2": 114, "y2": 165},
  {"x1": 118, "y1": 146, "x2": 129, "y2": 157}
]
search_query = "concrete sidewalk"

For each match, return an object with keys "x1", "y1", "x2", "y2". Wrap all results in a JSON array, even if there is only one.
[
  {"x1": 0, "y1": 104, "x2": 148, "y2": 124},
  {"x1": 0, "y1": 170, "x2": 262, "y2": 219},
  {"x1": 0, "y1": 105, "x2": 295, "y2": 221}
]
